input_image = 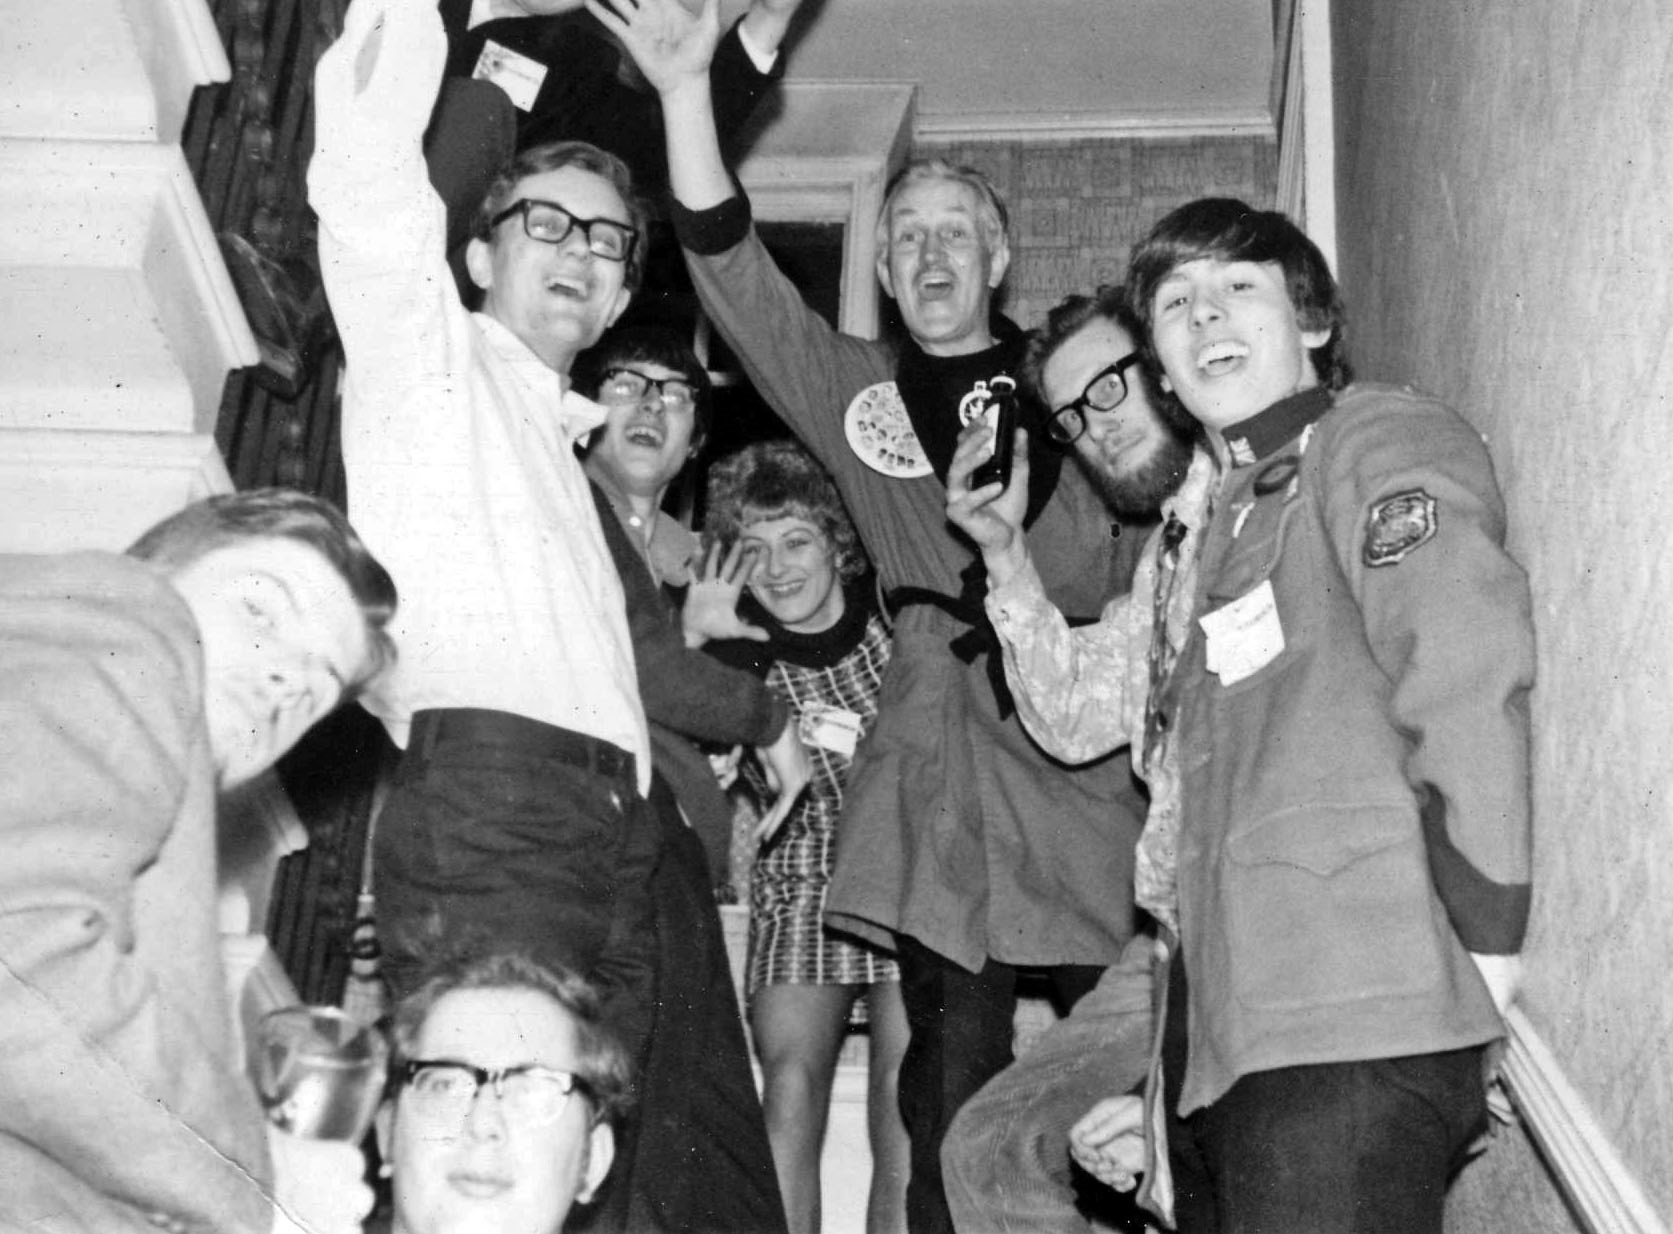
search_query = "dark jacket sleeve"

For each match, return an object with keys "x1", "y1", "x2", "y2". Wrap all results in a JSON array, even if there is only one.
[
  {"x1": 453, "y1": 14, "x2": 777, "y2": 194},
  {"x1": 1319, "y1": 388, "x2": 1534, "y2": 955},
  {"x1": 590, "y1": 484, "x2": 789, "y2": 746}
]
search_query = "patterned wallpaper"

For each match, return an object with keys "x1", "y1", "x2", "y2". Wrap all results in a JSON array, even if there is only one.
[{"x1": 914, "y1": 135, "x2": 1278, "y2": 331}]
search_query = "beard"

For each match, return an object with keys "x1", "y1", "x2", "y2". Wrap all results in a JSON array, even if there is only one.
[{"x1": 1075, "y1": 427, "x2": 1196, "y2": 520}]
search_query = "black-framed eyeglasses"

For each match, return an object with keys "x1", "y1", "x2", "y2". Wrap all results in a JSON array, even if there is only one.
[
  {"x1": 397, "y1": 1059, "x2": 594, "y2": 1127},
  {"x1": 1046, "y1": 353, "x2": 1145, "y2": 446},
  {"x1": 489, "y1": 198, "x2": 638, "y2": 265},
  {"x1": 600, "y1": 366, "x2": 698, "y2": 411}
]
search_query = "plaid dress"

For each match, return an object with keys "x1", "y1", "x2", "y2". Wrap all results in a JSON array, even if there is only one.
[{"x1": 743, "y1": 598, "x2": 899, "y2": 994}]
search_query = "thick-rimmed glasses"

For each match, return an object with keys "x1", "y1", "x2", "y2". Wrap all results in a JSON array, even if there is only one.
[
  {"x1": 397, "y1": 1059, "x2": 594, "y2": 1127},
  {"x1": 1046, "y1": 353, "x2": 1144, "y2": 445},
  {"x1": 600, "y1": 366, "x2": 697, "y2": 411},
  {"x1": 489, "y1": 198, "x2": 638, "y2": 265}
]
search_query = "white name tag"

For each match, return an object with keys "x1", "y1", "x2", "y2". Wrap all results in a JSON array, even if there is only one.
[
  {"x1": 797, "y1": 704, "x2": 863, "y2": 758},
  {"x1": 472, "y1": 40, "x2": 547, "y2": 112},
  {"x1": 1198, "y1": 579, "x2": 1285, "y2": 686}
]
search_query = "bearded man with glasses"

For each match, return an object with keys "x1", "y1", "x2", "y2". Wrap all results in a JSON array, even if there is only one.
[
  {"x1": 377, "y1": 952, "x2": 632, "y2": 1234},
  {"x1": 939, "y1": 285, "x2": 1212, "y2": 1233},
  {"x1": 311, "y1": 8, "x2": 667, "y2": 1213}
]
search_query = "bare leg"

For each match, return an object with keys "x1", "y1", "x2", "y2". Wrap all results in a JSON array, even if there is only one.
[
  {"x1": 751, "y1": 982, "x2": 861, "y2": 1234},
  {"x1": 864, "y1": 981, "x2": 911, "y2": 1234}
]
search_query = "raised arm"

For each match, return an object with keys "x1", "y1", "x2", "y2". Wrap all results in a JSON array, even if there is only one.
[
  {"x1": 309, "y1": 0, "x2": 462, "y2": 428},
  {"x1": 589, "y1": 0, "x2": 731, "y2": 209},
  {"x1": 947, "y1": 422, "x2": 1147, "y2": 764}
]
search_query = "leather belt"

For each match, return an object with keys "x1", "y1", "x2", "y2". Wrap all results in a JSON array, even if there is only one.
[{"x1": 410, "y1": 708, "x2": 636, "y2": 785}]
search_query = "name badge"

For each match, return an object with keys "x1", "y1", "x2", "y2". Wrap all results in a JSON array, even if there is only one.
[
  {"x1": 797, "y1": 704, "x2": 863, "y2": 758},
  {"x1": 472, "y1": 40, "x2": 547, "y2": 112},
  {"x1": 1198, "y1": 579, "x2": 1285, "y2": 686}
]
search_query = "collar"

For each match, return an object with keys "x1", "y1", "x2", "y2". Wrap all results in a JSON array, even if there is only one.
[
  {"x1": 1163, "y1": 445, "x2": 1219, "y2": 531},
  {"x1": 583, "y1": 460, "x2": 699, "y2": 584},
  {"x1": 743, "y1": 579, "x2": 875, "y2": 669},
  {"x1": 1220, "y1": 386, "x2": 1334, "y2": 467},
  {"x1": 473, "y1": 313, "x2": 608, "y2": 440}
]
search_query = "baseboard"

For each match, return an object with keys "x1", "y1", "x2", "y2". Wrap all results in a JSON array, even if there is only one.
[{"x1": 1501, "y1": 1006, "x2": 1668, "y2": 1234}]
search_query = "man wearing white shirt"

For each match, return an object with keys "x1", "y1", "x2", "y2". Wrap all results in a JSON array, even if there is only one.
[{"x1": 310, "y1": 0, "x2": 658, "y2": 1066}]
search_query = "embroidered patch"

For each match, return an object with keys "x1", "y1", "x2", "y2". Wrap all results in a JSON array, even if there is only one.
[{"x1": 1364, "y1": 489, "x2": 1438, "y2": 567}]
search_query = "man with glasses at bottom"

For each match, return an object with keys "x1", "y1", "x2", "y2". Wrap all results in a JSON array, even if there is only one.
[
  {"x1": 378, "y1": 952, "x2": 633, "y2": 1234},
  {"x1": 310, "y1": 0, "x2": 665, "y2": 1154}
]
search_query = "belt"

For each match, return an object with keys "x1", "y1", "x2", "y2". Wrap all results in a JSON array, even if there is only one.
[
  {"x1": 885, "y1": 585, "x2": 1100, "y2": 721},
  {"x1": 410, "y1": 708, "x2": 637, "y2": 785}
]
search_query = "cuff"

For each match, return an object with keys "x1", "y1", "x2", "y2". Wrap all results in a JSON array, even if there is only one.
[
  {"x1": 732, "y1": 18, "x2": 782, "y2": 75},
  {"x1": 984, "y1": 554, "x2": 1049, "y2": 627},
  {"x1": 670, "y1": 193, "x2": 753, "y2": 256}
]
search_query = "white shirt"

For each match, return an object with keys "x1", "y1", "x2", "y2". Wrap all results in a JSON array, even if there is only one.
[{"x1": 308, "y1": 0, "x2": 650, "y2": 791}]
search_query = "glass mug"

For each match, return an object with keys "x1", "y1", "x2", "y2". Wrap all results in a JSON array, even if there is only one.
[{"x1": 254, "y1": 1005, "x2": 388, "y2": 1141}]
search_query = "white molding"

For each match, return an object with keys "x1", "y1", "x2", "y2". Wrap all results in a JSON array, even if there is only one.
[
  {"x1": 1275, "y1": 3, "x2": 1306, "y2": 222},
  {"x1": 1, "y1": 0, "x2": 229, "y2": 143},
  {"x1": 914, "y1": 109, "x2": 1275, "y2": 145},
  {"x1": 1274, "y1": 0, "x2": 1336, "y2": 271},
  {"x1": 123, "y1": 0, "x2": 235, "y2": 143},
  {"x1": 733, "y1": 81, "x2": 916, "y2": 341},
  {"x1": 0, "y1": 428, "x2": 232, "y2": 553},
  {"x1": 1298, "y1": 0, "x2": 1337, "y2": 271},
  {"x1": 1502, "y1": 1007, "x2": 1668, "y2": 1234},
  {"x1": 0, "y1": 139, "x2": 257, "y2": 434}
]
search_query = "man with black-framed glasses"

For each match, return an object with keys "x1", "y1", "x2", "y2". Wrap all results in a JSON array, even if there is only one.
[
  {"x1": 940, "y1": 285, "x2": 1212, "y2": 1233},
  {"x1": 310, "y1": 8, "x2": 667, "y2": 1213},
  {"x1": 377, "y1": 952, "x2": 633, "y2": 1234}
]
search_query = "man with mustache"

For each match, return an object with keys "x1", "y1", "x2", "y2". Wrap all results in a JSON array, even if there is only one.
[{"x1": 599, "y1": 2, "x2": 1155, "y2": 1226}]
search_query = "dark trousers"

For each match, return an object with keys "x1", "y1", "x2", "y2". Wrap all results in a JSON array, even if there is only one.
[
  {"x1": 897, "y1": 936, "x2": 1104, "y2": 1234},
  {"x1": 374, "y1": 709, "x2": 661, "y2": 1064},
  {"x1": 592, "y1": 776, "x2": 788, "y2": 1234},
  {"x1": 1161, "y1": 955, "x2": 1489, "y2": 1234}
]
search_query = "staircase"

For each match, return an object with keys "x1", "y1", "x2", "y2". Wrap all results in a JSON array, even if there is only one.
[{"x1": 0, "y1": 0, "x2": 304, "y2": 1051}]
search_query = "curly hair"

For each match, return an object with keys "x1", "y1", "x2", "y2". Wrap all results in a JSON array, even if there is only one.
[{"x1": 703, "y1": 440, "x2": 867, "y2": 582}]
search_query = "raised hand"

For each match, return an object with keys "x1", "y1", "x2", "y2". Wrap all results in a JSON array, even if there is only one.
[
  {"x1": 682, "y1": 539, "x2": 768, "y2": 648},
  {"x1": 586, "y1": 0, "x2": 721, "y2": 97},
  {"x1": 945, "y1": 422, "x2": 1032, "y2": 585}
]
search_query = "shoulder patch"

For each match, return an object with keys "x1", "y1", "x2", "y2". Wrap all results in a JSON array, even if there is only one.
[{"x1": 1364, "y1": 489, "x2": 1438, "y2": 567}]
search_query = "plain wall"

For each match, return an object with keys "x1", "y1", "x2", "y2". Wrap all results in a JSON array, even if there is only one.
[{"x1": 1331, "y1": 0, "x2": 1673, "y2": 1223}]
